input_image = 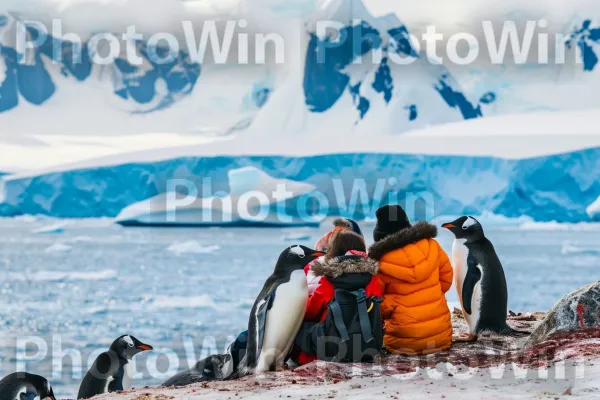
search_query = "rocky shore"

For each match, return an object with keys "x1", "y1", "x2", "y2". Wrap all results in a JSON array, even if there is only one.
[{"x1": 90, "y1": 303, "x2": 600, "y2": 400}]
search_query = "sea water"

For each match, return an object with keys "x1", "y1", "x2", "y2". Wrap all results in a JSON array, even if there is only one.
[{"x1": 0, "y1": 218, "x2": 599, "y2": 397}]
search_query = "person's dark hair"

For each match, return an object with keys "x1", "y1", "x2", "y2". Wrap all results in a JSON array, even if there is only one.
[{"x1": 325, "y1": 230, "x2": 366, "y2": 260}]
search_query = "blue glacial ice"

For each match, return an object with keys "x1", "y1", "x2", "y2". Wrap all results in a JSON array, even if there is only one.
[{"x1": 2, "y1": 148, "x2": 600, "y2": 223}]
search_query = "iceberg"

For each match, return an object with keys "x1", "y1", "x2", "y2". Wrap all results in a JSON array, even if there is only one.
[{"x1": 114, "y1": 167, "x2": 323, "y2": 227}]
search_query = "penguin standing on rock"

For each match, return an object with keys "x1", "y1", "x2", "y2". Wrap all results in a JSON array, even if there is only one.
[
  {"x1": 442, "y1": 216, "x2": 527, "y2": 342},
  {"x1": 77, "y1": 335, "x2": 153, "y2": 399},
  {"x1": 0, "y1": 372, "x2": 55, "y2": 400},
  {"x1": 233, "y1": 245, "x2": 325, "y2": 377}
]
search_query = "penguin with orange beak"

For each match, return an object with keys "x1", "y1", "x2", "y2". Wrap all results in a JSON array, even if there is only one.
[
  {"x1": 442, "y1": 216, "x2": 526, "y2": 341},
  {"x1": 233, "y1": 245, "x2": 325, "y2": 377},
  {"x1": 78, "y1": 335, "x2": 153, "y2": 399}
]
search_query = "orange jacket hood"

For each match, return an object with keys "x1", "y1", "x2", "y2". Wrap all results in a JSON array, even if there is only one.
[{"x1": 368, "y1": 221, "x2": 439, "y2": 283}]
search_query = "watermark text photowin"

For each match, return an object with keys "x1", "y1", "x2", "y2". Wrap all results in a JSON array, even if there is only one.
[{"x1": 15, "y1": 19, "x2": 583, "y2": 67}]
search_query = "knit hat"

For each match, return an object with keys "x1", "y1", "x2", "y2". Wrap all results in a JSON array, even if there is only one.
[
  {"x1": 373, "y1": 205, "x2": 412, "y2": 242},
  {"x1": 314, "y1": 218, "x2": 365, "y2": 252}
]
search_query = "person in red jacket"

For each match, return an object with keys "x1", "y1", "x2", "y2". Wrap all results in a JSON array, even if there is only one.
[
  {"x1": 293, "y1": 230, "x2": 382, "y2": 365},
  {"x1": 305, "y1": 218, "x2": 365, "y2": 295}
]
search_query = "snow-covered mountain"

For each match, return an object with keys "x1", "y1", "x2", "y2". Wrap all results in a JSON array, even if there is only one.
[
  {"x1": 246, "y1": 0, "x2": 494, "y2": 137},
  {"x1": 0, "y1": 11, "x2": 273, "y2": 135},
  {"x1": 0, "y1": 14, "x2": 200, "y2": 113},
  {"x1": 1, "y1": 0, "x2": 600, "y2": 222},
  {"x1": 2, "y1": 0, "x2": 600, "y2": 137}
]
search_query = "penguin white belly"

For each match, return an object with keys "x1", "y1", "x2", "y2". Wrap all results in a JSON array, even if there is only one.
[
  {"x1": 122, "y1": 362, "x2": 133, "y2": 390},
  {"x1": 452, "y1": 238, "x2": 469, "y2": 308},
  {"x1": 255, "y1": 270, "x2": 308, "y2": 373},
  {"x1": 452, "y1": 239, "x2": 483, "y2": 334}
]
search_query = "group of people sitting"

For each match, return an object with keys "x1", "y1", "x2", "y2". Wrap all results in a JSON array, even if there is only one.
[{"x1": 291, "y1": 204, "x2": 454, "y2": 363}]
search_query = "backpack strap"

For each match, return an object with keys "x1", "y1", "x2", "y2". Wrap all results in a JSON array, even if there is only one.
[
  {"x1": 329, "y1": 301, "x2": 350, "y2": 342},
  {"x1": 353, "y1": 289, "x2": 374, "y2": 343}
]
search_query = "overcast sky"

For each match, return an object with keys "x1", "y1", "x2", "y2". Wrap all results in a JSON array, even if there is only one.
[{"x1": 1, "y1": 0, "x2": 597, "y2": 38}]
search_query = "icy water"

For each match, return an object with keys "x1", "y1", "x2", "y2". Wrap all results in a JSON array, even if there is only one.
[{"x1": 1, "y1": 218, "x2": 599, "y2": 398}]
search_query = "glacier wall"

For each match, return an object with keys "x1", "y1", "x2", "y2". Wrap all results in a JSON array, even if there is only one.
[{"x1": 1, "y1": 148, "x2": 599, "y2": 222}]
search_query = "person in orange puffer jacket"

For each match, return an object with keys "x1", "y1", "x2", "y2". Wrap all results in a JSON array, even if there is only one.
[{"x1": 369, "y1": 205, "x2": 453, "y2": 355}]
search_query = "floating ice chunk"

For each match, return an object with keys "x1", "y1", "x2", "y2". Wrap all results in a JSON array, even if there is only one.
[
  {"x1": 148, "y1": 295, "x2": 216, "y2": 309},
  {"x1": 167, "y1": 241, "x2": 220, "y2": 255},
  {"x1": 561, "y1": 242, "x2": 600, "y2": 256},
  {"x1": 518, "y1": 221, "x2": 600, "y2": 231},
  {"x1": 282, "y1": 230, "x2": 312, "y2": 241},
  {"x1": 68, "y1": 236, "x2": 94, "y2": 243},
  {"x1": 44, "y1": 242, "x2": 72, "y2": 253},
  {"x1": 33, "y1": 222, "x2": 68, "y2": 234}
]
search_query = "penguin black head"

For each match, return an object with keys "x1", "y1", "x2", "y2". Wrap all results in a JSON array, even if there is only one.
[
  {"x1": 2, "y1": 373, "x2": 56, "y2": 400},
  {"x1": 34, "y1": 374, "x2": 56, "y2": 400},
  {"x1": 275, "y1": 245, "x2": 325, "y2": 273},
  {"x1": 442, "y1": 216, "x2": 485, "y2": 242},
  {"x1": 110, "y1": 335, "x2": 153, "y2": 360},
  {"x1": 34, "y1": 375, "x2": 56, "y2": 400}
]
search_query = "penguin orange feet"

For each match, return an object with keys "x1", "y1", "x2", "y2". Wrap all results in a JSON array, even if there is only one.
[{"x1": 455, "y1": 333, "x2": 478, "y2": 342}]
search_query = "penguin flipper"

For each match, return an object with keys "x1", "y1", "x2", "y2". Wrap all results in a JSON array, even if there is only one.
[
  {"x1": 256, "y1": 289, "x2": 277, "y2": 356},
  {"x1": 462, "y1": 260, "x2": 482, "y2": 315}
]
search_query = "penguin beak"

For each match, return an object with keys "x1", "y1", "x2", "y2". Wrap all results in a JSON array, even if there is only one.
[
  {"x1": 311, "y1": 252, "x2": 325, "y2": 258},
  {"x1": 137, "y1": 344, "x2": 153, "y2": 351},
  {"x1": 442, "y1": 223, "x2": 456, "y2": 229}
]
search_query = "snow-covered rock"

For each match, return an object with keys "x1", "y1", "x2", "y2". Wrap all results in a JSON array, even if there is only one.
[
  {"x1": 114, "y1": 167, "x2": 323, "y2": 227},
  {"x1": 525, "y1": 281, "x2": 600, "y2": 348}
]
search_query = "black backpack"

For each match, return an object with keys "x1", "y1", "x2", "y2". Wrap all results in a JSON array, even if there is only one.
[{"x1": 316, "y1": 288, "x2": 383, "y2": 363}]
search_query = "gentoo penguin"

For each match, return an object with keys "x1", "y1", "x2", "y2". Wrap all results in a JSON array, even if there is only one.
[
  {"x1": 77, "y1": 335, "x2": 153, "y2": 399},
  {"x1": 233, "y1": 245, "x2": 325, "y2": 377},
  {"x1": 162, "y1": 331, "x2": 248, "y2": 387},
  {"x1": 161, "y1": 353, "x2": 233, "y2": 387},
  {"x1": 0, "y1": 372, "x2": 55, "y2": 400},
  {"x1": 442, "y1": 216, "x2": 526, "y2": 341}
]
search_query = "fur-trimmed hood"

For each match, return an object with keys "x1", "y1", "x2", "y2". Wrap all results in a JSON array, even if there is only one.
[
  {"x1": 368, "y1": 221, "x2": 438, "y2": 260},
  {"x1": 311, "y1": 255, "x2": 379, "y2": 278}
]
